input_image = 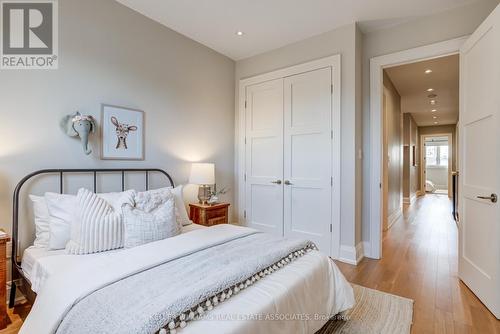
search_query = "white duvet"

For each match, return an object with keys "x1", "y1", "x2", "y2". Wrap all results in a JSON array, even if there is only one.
[{"x1": 20, "y1": 225, "x2": 354, "y2": 334}]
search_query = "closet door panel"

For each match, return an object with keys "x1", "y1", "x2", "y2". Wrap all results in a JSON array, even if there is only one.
[
  {"x1": 245, "y1": 79, "x2": 284, "y2": 236},
  {"x1": 284, "y1": 67, "x2": 332, "y2": 252}
]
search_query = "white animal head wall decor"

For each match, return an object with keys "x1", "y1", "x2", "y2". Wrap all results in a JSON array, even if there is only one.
[{"x1": 60, "y1": 111, "x2": 97, "y2": 155}]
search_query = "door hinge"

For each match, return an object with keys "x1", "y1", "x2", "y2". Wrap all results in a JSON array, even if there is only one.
[
  {"x1": 331, "y1": 130, "x2": 333, "y2": 139},
  {"x1": 244, "y1": 137, "x2": 247, "y2": 145},
  {"x1": 330, "y1": 224, "x2": 332, "y2": 233},
  {"x1": 379, "y1": 182, "x2": 382, "y2": 189},
  {"x1": 244, "y1": 173, "x2": 247, "y2": 182},
  {"x1": 245, "y1": 100, "x2": 247, "y2": 109},
  {"x1": 331, "y1": 84, "x2": 333, "y2": 94},
  {"x1": 331, "y1": 177, "x2": 333, "y2": 187},
  {"x1": 243, "y1": 210, "x2": 246, "y2": 219}
]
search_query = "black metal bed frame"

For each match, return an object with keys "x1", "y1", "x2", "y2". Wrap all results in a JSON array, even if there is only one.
[{"x1": 9, "y1": 168, "x2": 175, "y2": 307}]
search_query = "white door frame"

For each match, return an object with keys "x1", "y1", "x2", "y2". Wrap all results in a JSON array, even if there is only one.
[
  {"x1": 369, "y1": 37, "x2": 468, "y2": 259},
  {"x1": 237, "y1": 54, "x2": 341, "y2": 258},
  {"x1": 420, "y1": 133, "x2": 453, "y2": 197}
]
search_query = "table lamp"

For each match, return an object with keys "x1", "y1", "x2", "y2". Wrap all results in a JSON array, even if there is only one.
[{"x1": 189, "y1": 163, "x2": 215, "y2": 204}]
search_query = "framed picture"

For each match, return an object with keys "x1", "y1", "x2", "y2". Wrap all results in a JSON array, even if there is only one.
[{"x1": 101, "y1": 104, "x2": 144, "y2": 160}]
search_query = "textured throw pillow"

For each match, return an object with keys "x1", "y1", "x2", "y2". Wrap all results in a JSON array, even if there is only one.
[
  {"x1": 66, "y1": 188, "x2": 133, "y2": 255},
  {"x1": 122, "y1": 190, "x2": 180, "y2": 248},
  {"x1": 29, "y1": 195, "x2": 51, "y2": 248}
]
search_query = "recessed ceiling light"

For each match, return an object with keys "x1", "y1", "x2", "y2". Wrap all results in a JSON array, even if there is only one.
[
  {"x1": 434, "y1": 121, "x2": 439, "y2": 124},
  {"x1": 427, "y1": 88, "x2": 434, "y2": 92},
  {"x1": 425, "y1": 69, "x2": 433, "y2": 74},
  {"x1": 430, "y1": 100, "x2": 436, "y2": 105},
  {"x1": 431, "y1": 109, "x2": 437, "y2": 112},
  {"x1": 433, "y1": 116, "x2": 437, "y2": 119},
  {"x1": 236, "y1": 31, "x2": 244, "y2": 36}
]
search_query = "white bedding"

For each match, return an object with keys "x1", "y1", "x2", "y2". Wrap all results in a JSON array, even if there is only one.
[
  {"x1": 20, "y1": 225, "x2": 354, "y2": 334},
  {"x1": 21, "y1": 223, "x2": 204, "y2": 293}
]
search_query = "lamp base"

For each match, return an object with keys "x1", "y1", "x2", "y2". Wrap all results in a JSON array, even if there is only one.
[{"x1": 197, "y1": 185, "x2": 212, "y2": 205}]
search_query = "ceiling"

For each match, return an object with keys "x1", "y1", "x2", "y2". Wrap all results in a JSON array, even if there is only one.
[
  {"x1": 385, "y1": 55, "x2": 459, "y2": 127},
  {"x1": 115, "y1": 0, "x2": 479, "y2": 60}
]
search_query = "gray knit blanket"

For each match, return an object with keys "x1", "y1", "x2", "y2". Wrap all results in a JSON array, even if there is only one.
[{"x1": 55, "y1": 231, "x2": 316, "y2": 334}]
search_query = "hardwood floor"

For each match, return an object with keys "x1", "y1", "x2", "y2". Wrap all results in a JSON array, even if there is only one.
[
  {"x1": 1, "y1": 194, "x2": 498, "y2": 333},
  {"x1": 336, "y1": 194, "x2": 500, "y2": 333}
]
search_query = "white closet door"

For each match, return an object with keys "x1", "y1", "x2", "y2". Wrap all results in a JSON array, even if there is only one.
[
  {"x1": 283, "y1": 67, "x2": 332, "y2": 252},
  {"x1": 245, "y1": 79, "x2": 284, "y2": 236}
]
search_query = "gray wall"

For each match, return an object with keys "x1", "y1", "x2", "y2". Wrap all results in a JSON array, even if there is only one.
[
  {"x1": 235, "y1": 23, "x2": 362, "y2": 252},
  {"x1": 0, "y1": 0, "x2": 235, "y2": 246}
]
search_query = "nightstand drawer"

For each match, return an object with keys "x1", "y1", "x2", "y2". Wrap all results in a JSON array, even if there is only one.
[
  {"x1": 189, "y1": 203, "x2": 230, "y2": 227},
  {"x1": 207, "y1": 216, "x2": 226, "y2": 226},
  {"x1": 206, "y1": 207, "x2": 227, "y2": 220}
]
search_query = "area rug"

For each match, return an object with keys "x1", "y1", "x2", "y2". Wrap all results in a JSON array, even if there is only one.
[{"x1": 316, "y1": 284, "x2": 414, "y2": 334}]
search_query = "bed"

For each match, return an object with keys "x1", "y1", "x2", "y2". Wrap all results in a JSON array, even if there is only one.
[
  {"x1": 12, "y1": 169, "x2": 354, "y2": 334},
  {"x1": 21, "y1": 223, "x2": 206, "y2": 294}
]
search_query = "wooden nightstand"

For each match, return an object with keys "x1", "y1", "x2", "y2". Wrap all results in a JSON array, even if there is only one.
[
  {"x1": 189, "y1": 203, "x2": 230, "y2": 227},
  {"x1": 0, "y1": 233, "x2": 10, "y2": 329}
]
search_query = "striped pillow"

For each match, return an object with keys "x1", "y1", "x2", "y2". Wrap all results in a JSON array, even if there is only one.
[{"x1": 66, "y1": 188, "x2": 133, "y2": 255}]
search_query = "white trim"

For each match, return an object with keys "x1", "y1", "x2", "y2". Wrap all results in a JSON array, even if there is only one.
[
  {"x1": 236, "y1": 55, "x2": 342, "y2": 259},
  {"x1": 338, "y1": 241, "x2": 366, "y2": 265},
  {"x1": 369, "y1": 36, "x2": 467, "y2": 259}
]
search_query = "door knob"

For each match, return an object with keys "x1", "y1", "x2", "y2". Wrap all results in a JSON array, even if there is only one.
[
  {"x1": 284, "y1": 180, "x2": 293, "y2": 186},
  {"x1": 477, "y1": 193, "x2": 498, "y2": 203},
  {"x1": 271, "y1": 180, "x2": 282, "y2": 185}
]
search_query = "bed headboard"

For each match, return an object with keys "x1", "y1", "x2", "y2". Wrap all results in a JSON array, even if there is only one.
[{"x1": 11, "y1": 168, "x2": 175, "y2": 271}]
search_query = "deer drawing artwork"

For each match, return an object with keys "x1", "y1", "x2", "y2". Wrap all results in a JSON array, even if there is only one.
[{"x1": 110, "y1": 116, "x2": 138, "y2": 149}]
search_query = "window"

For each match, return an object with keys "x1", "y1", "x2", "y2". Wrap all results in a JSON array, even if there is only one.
[
  {"x1": 426, "y1": 144, "x2": 449, "y2": 167},
  {"x1": 426, "y1": 146, "x2": 437, "y2": 166},
  {"x1": 439, "y1": 146, "x2": 448, "y2": 167}
]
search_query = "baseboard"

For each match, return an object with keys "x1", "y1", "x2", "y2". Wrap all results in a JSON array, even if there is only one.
[
  {"x1": 403, "y1": 194, "x2": 417, "y2": 205},
  {"x1": 387, "y1": 208, "x2": 402, "y2": 230},
  {"x1": 363, "y1": 241, "x2": 375, "y2": 259},
  {"x1": 338, "y1": 242, "x2": 366, "y2": 265},
  {"x1": 410, "y1": 193, "x2": 417, "y2": 204}
]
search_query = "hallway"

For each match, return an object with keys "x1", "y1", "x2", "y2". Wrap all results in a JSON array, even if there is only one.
[{"x1": 337, "y1": 195, "x2": 500, "y2": 333}]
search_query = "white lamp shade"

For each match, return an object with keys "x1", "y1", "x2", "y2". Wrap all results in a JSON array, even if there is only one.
[{"x1": 189, "y1": 163, "x2": 215, "y2": 185}]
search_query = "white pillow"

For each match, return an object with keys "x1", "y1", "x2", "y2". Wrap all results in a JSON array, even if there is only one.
[
  {"x1": 44, "y1": 190, "x2": 135, "y2": 250},
  {"x1": 29, "y1": 195, "x2": 51, "y2": 248},
  {"x1": 171, "y1": 185, "x2": 191, "y2": 226},
  {"x1": 44, "y1": 193, "x2": 77, "y2": 250},
  {"x1": 122, "y1": 191, "x2": 179, "y2": 248},
  {"x1": 66, "y1": 188, "x2": 132, "y2": 255},
  {"x1": 97, "y1": 190, "x2": 135, "y2": 212}
]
